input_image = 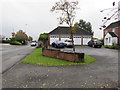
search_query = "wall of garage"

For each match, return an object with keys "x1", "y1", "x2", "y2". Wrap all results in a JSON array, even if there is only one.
[
  {"x1": 61, "y1": 35, "x2": 70, "y2": 42},
  {"x1": 49, "y1": 35, "x2": 92, "y2": 45},
  {"x1": 49, "y1": 35, "x2": 59, "y2": 45},
  {"x1": 83, "y1": 37, "x2": 92, "y2": 45},
  {"x1": 73, "y1": 36, "x2": 81, "y2": 45}
]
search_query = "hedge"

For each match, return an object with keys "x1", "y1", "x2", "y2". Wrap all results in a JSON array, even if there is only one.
[
  {"x1": 104, "y1": 45, "x2": 120, "y2": 49},
  {"x1": 10, "y1": 41, "x2": 22, "y2": 45},
  {"x1": 2, "y1": 40, "x2": 10, "y2": 43}
]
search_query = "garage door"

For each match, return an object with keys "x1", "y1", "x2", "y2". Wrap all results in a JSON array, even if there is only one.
[
  {"x1": 50, "y1": 35, "x2": 59, "y2": 45},
  {"x1": 83, "y1": 37, "x2": 91, "y2": 45},
  {"x1": 73, "y1": 36, "x2": 81, "y2": 45},
  {"x1": 61, "y1": 36, "x2": 70, "y2": 42}
]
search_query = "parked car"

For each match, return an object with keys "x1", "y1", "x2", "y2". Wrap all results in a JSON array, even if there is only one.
[
  {"x1": 52, "y1": 41, "x2": 65, "y2": 48},
  {"x1": 64, "y1": 39, "x2": 73, "y2": 47},
  {"x1": 30, "y1": 42, "x2": 37, "y2": 46},
  {"x1": 88, "y1": 40, "x2": 102, "y2": 48}
]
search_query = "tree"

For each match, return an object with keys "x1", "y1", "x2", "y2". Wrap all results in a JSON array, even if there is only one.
[
  {"x1": 99, "y1": 1, "x2": 120, "y2": 30},
  {"x1": 28, "y1": 36, "x2": 33, "y2": 42},
  {"x1": 38, "y1": 33, "x2": 48, "y2": 48},
  {"x1": 15, "y1": 30, "x2": 28, "y2": 45},
  {"x1": 71, "y1": 22, "x2": 79, "y2": 33},
  {"x1": 78, "y1": 19, "x2": 93, "y2": 33},
  {"x1": 51, "y1": 0, "x2": 79, "y2": 52}
]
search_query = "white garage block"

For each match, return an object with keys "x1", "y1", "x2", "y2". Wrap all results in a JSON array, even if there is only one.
[
  {"x1": 61, "y1": 36, "x2": 70, "y2": 42},
  {"x1": 83, "y1": 37, "x2": 91, "y2": 45},
  {"x1": 73, "y1": 36, "x2": 81, "y2": 45},
  {"x1": 50, "y1": 35, "x2": 59, "y2": 45}
]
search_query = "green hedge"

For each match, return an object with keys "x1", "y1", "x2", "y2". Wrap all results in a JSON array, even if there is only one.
[
  {"x1": 10, "y1": 41, "x2": 22, "y2": 45},
  {"x1": 104, "y1": 45, "x2": 120, "y2": 49},
  {"x1": 2, "y1": 40, "x2": 10, "y2": 43}
]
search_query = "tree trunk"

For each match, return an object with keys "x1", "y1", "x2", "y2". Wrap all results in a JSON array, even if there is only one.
[{"x1": 70, "y1": 27, "x2": 75, "y2": 52}]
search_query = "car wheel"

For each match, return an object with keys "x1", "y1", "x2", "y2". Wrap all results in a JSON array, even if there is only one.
[
  {"x1": 92, "y1": 45, "x2": 95, "y2": 48},
  {"x1": 52, "y1": 44, "x2": 54, "y2": 47},
  {"x1": 55, "y1": 45, "x2": 57, "y2": 48}
]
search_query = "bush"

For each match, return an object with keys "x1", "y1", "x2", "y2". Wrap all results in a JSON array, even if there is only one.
[
  {"x1": 103, "y1": 45, "x2": 109, "y2": 48},
  {"x1": 103, "y1": 45, "x2": 120, "y2": 49},
  {"x1": 10, "y1": 41, "x2": 22, "y2": 45},
  {"x1": 2, "y1": 40, "x2": 10, "y2": 43},
  {"x1": 113, "y1": 45, "x2": 120, "y2": 49},
  {"x1": 17, "y1": 40, "x2": 28, "y2": 45}
]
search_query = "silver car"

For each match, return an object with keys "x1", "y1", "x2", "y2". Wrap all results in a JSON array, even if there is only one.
[{"x1": 64, "y1": 39, "x2": 73, "y2": 47}]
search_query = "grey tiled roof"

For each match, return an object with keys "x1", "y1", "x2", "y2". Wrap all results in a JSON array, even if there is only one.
[
  {"x1": 49, "y1": 26, "x2": 93, "y2": 35},
  {"x1": 104, "y1": 20, "x2": 120, "y2": 30},
  {"x1": 108, "y1": 32, "x2": 118, "y2": 37}
]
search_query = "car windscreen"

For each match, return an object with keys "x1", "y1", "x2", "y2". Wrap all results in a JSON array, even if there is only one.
[{"x1": 96, "y1": 41, "x2": 102, "y2": 43}]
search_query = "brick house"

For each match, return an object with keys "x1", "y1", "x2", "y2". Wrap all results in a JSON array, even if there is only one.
[
  {"x1": 104, "y1": 20, "x2": 120, "y2": 45},
  {"x1": 48, "y1": 26, "x2": 93, "y2": 45}
]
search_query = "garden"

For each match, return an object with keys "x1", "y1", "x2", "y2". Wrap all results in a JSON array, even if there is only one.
[
  {"x1": 103, "y1": 45, "x2": 120, "y2": 50},
  {"x1": 21, "y1": 48, "x2": 96, "y2": 66}
]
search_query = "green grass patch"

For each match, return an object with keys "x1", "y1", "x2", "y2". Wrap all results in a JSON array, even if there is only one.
[
  {"x1": 21, "y1": 48, "x2": 96, "y2": 66},
  {"x1": 10, "y1": 41, "x2": 22, "y2": 45},
  {"x1": 103, "y1": 45, "x2": 120, "y2": 50}
]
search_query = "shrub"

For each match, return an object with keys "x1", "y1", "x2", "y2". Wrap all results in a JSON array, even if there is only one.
[
  {"x1": 113, "y1": 45, "x2": 120, "y2": 49},
  {"x1": 10, "y1": 41, "x2": 22, "y2": 45},
  {"x1": 2, "y1": 40, "x2": 10, "y2": 43},
  {"x1": 17, "y1": 40, "x2": 28, "y2": 45},
  {"x1": 103, "y1": 45, "x2": 120, "y2": 49},
  {"x1": 103, "y1": 45, "x2": 109, "y2": 48}
]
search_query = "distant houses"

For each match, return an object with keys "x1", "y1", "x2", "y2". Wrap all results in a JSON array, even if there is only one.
[
  {"x1": 104, "y1": 20, "x2": 120, "y2": 45},
  {"x1": 48, "y1": 26, "x2": 93, "y2": 45}
]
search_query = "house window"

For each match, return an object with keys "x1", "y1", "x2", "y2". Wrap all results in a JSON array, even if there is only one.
[
  {"x1": 74, "y1": 36, "x2": 81, "y2": 38},
  {"x1": 51, "y1": 35, "x2": 59, "y2": 38}
]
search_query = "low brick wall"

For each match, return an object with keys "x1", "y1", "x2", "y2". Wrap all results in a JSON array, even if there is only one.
[{"x1": 42, "y1": 48, "x2": 84, "y2": 62}]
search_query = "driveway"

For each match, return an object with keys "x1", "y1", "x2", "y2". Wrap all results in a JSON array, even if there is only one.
[{"x1": 2, "y1": 46, "x2": 118, "y2": 88}]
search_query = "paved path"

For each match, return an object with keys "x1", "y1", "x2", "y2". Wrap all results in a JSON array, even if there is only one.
[
  {"x1": 2, "y1": 46, "x2": 118, "y2": 88},
  {"x1": 1, "y1": 44, "x2": 35, "y2": 73}
]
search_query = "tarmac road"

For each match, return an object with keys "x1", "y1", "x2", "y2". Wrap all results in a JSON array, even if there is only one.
[
  {"x1": 2, "y1": 46, "x2": 119, "y2": 88},
  {"x1": 1, "y1": 44, "x2": 35, "y2": 74}
]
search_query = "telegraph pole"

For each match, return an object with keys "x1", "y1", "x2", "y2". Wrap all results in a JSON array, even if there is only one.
[{"x1": 25, "y1": 24, "x2": 27, "y2": 33}]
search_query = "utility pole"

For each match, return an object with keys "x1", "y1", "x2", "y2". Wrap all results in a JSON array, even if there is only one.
[{"x1": 25, "y1": 24, "x2": 27, "y2": 33}]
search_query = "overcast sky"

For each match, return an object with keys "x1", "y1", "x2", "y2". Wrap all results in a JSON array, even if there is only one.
[{"x1": 1, "y1": 0, "x2": 120, "y2": 40}]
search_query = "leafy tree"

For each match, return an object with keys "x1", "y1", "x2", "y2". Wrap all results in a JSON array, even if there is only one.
[
  {"x1": 71, "y1": 22, "x2": 79, "y2": 33},
  {"x1": 28, "y1": 36, "x2": 33, "y2": 42},
  {"x1": 100, "y1": 1, "x2": 119, "y2": 30},
  {"x1": 51, "y1": 0, "x2": 79, "y2": 52},
  {"x1": 78, "y1": 19, "x2": 93, "y2": 33},
  {"x1": 38, "y1": 33, "x2": 48, "y2": 48},
  {"x1": 15, "y1": 30, "x2": 28, "y2": 45}
]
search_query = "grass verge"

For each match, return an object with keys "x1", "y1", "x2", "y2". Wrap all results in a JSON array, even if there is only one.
[
  {"x1": 21, "y1": 48, "x2": 96, "y2": 66},
  {"x1": 103, "y1": 45, "x2": 120, "y2": 50}
]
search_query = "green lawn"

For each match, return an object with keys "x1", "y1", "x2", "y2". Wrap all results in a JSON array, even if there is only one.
[
  {"x1": 21, "y1": 48, "x2": 96, "y2": 66},
  {"x1": 103, "y1": 45, "x2": 120, "y2": 50}
]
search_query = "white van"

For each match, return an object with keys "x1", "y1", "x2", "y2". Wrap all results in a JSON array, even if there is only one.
[{"x1": 64, "y1": 39, "x2": 73, "y2": 47}]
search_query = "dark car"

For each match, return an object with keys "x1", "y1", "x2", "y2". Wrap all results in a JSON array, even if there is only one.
[
  {"x1": 88, "y1": 40, "x2": 102, "y2": 48},
  {"x1": 52, "y1": 41, "x2": 65, "y2": 48}
]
